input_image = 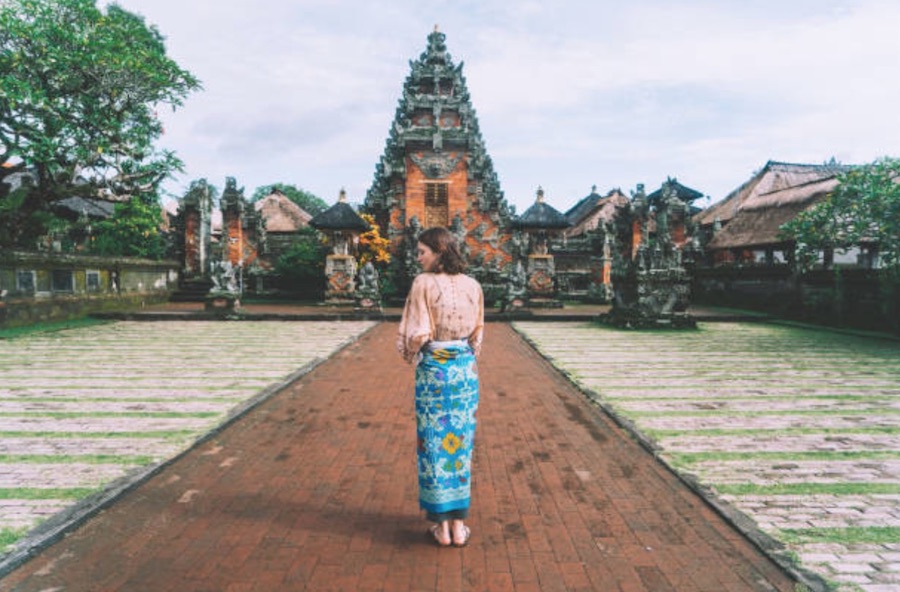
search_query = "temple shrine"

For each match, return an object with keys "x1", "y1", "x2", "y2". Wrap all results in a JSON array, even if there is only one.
[
  {"x1": 168, "y1": 27, "x2": 703, "y2": 314},
  {"x1": 363, "y1": 26, "x2": 517, "y2": 297}
]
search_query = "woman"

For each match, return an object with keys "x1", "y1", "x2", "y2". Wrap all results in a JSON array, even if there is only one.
[{"x1": 397, "y1": 227, "x2": 484, "y2": 548}]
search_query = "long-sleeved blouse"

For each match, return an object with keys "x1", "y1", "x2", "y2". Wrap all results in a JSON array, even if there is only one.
[{"x1": 396, "y1": 272, "x2": 484, "y2": 364}]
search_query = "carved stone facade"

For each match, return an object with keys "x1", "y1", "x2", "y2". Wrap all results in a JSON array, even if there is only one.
[
  {"x1": 220, "y1": 177, "x2": 263, "y2": 273},
  {"x1": 364, "y1": 27, "x2": 516, "y2": 297},
  {"x1": 600, "y1": 182, "x2": 699, "y2": 328},
  {"x1": 173, "y1": 180, "x2": 213, "y2": 279}
]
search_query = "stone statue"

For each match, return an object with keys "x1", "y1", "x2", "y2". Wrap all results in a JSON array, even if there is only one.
[
  {"x1": 450, "y1": 214, "x2": 469, "y2": 258},
  {"x1": 358, "y1": 261, "x2": 379, "y2": 294},
  {"x1": 209, "y1": 260, "x2": 238, "y2": 295},
  {"x1": 501, "y1": 260, "x2": 527, "y2": 312}
]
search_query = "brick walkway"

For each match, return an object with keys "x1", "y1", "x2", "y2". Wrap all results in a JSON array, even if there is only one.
[{"x1": 0, "y1": 323, "x2": 796, "y2": 592}]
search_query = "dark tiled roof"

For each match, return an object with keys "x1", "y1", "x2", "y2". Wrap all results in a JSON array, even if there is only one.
[
  {"x1": 647, "y1": 179, "x2": 704, "y2": 204},
  {"x1": 53, "y1": 196, "x2": 117, "y2": 219},
  {"x1": 514, "y1": 200, "x2": 571, "y2": 230},
  {"x1": 309, "y1": 201, "x2": 369, "y2": 231},
  {"x1": 565, "y1": 186, "x2": 603, "y2": 224}
]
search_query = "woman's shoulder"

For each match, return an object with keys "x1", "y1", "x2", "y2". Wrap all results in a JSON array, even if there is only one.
[
  {"x1": 458, "y1": 273, "x2": 483, "y2": 291},
  {"x1": 410, "y1": 272, "x2": 437, "y2": 292}
]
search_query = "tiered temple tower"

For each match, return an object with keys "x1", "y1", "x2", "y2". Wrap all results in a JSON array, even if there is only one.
[{"x1": 364, "y1": 26, "x2": 516, "y2": 294}]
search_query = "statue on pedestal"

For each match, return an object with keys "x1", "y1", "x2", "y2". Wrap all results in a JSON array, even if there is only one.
[{"x1": 356, "y1": 261, "x2": 381, "y2": 310}]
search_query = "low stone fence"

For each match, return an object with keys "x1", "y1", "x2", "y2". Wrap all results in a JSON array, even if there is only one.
[
  {"x1": 693, "y1": 266, "x2": 899, "y2": 334},
  {"x1": 0, "y1": 251, "x2": 179, "y2": 329}
]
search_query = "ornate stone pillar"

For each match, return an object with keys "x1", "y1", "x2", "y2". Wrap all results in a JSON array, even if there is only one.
[
  {"x1": 310, "y1": 189, "x2": 370, "y2": 306},
  {"x1": 324, "y1": 253, "x2": 358, "y2": 304}
]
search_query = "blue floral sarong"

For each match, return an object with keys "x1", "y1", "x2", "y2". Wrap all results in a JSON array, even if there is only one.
[{"x1": 415, "y1": 340, "x2": 479, "y2": 518}]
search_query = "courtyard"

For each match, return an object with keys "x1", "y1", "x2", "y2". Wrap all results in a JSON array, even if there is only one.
[{"x1": 0, "y1": 314, "x2": 898, "y2": 591}]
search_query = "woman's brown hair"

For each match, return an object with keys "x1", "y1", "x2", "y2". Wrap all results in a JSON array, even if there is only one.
[{"x1": 418, "y1": 227, "x2": 466, "y2": 274}]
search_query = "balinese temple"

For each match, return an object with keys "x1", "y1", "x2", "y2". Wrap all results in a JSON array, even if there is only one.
[
  {"x1": 363, "y1": 26, "x2": 516, "y2": 295},
  {"x1": 512, "y1": 187, "x2": 571, "y2": 305},
  {"x1": 220, "y1": 177, "x2": 262, "y2": 272},
  {"x1": 310, "y1": 189, "x2": 370, "y2": 303}
]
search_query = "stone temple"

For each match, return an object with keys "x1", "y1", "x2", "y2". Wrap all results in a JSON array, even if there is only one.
[{"x1": 363, "y1": 26, "x2": 518, "y2": 298}]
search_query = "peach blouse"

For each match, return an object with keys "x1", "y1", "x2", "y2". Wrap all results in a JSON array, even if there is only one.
[{"x1": 396, "y1": 272, "x2": 485, "y2": 364}]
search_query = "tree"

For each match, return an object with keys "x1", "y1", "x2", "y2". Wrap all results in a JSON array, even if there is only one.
[
  {"x1": 0, "y1": 0, "x2": 201, "y2": 248},
  {"x1": 90, "y1": 196, "x2": 168, "y2": 259},
  {"x1": 781, "y1": 157, "x2": 900, "y2": 270},
  {"x1": 251, "y1": 183, "x2": 328, "y2": 216},
  {"x1": 357, "y1": 213, "x2": 391, "y2": 267},
  {"x1": 273, "y1": 227, "x2": 326, "y2": 298}
]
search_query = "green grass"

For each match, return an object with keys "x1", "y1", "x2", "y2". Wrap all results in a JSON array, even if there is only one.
[
  {"x1": 623, "y1": 408, "x2": 900, "y2": 418},
  {"x1": 0, "y1": 411, "x2": 220, "y2": 419},
  {"x1": 0, "y1": 487, "x2": 101, "y2": 500},
  {"x1": 0, "y1": 317, "x2": 112, "y2": 340},
  {"x1": 0, "y1": 397, "x2": 243, "y2": 404},
  {"x1": 0, "y1": 454, "x2": 154, "y2": 465},
  {"x1": 714, "y1": 482, "x2": 900, "y2": 496},
  {"x1": 779, "y1": 526, "x2": 900, "y2": 545},
  {"x1": 1, "y1": 527, "x2": 29, "y2": 552},
  {"x1": 668, "y1": 450, "x2": 900, "y2": 466},
  {"x1": 646, "y1": 426, "x2": 900, "y2": 439},
  {"x1": 0, "y1": 430, "x2": 198, "y2": 439}
]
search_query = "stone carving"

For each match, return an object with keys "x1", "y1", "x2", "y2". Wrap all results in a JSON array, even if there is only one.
[
  {"x1": 409, "y1": 151, "x2": 462, "y2": 178},
  {"x1": 500, "y1": 260, "x2": 527, "y2": 312},
  {"x1": 450, "y1": 214, "x2": 469, "y2": 258},
  {"x1": 325, "y1": 254, "x2": 357, "y2": 303},
  {"x1": 355, "y1": 261, "x2": 381, "y2": 309},
  {"x1": 209, "y1": 260, "x2": 239, "y2": 295},
  {"x1": 363, "y1": 28, "x2": 515, "y2": 297},
  {"x1": 598, "y1": 183, "x2": 696, "y2": 328}
]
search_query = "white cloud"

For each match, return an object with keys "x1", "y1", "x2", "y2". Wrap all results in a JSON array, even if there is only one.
[{"x1": 111, "y1": 0, "x2": 900, "y2": 211}]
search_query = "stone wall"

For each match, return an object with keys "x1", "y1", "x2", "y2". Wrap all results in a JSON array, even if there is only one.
[
  {"x1": 0, "y1": 251, "x2": 178, "y2": 329},
  {"x1": 693, "y1": 266, "x2": 900, "y2": 334}
]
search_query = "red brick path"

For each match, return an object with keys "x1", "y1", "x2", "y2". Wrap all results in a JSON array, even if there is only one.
[{"x1": 1, "y1": 323, "x2": 796, "y2": 591}]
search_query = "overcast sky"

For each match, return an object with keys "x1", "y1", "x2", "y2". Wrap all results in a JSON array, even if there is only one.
[{"x1": 110, "y1": 0, "x2": 900, "y2": 214}]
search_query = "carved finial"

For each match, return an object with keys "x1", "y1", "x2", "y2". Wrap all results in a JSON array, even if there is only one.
[
  {"x1": 536, "y1": 186, "x2": 545, "y2": 203},
  {"x1": 339, "y1": 188, "x2": 347, "y2": 203},
  {"x1": 591, "y1": 184, "x2": 597, "y2": 194},
  {"x1": 434, "y1": 24, "x2": 439, "y2": 32}
]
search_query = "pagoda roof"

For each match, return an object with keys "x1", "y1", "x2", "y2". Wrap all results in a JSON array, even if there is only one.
[
  {"x1": 565, "y1": 185, "x2": 604, "y2": 224},
  {"x1": 647, "y1": 178, "x2": 704, "y2": 204},
  {"x1": 514, "y1": 188, "x2": 571, "y2": 230},
  {"x1": 310, "y1": 191, "x2": 369, "y2": 231}
]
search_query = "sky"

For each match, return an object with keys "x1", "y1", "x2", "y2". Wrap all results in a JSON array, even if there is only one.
[{"x1": 109, "y1": 0, "x2": 900, "y2": 214}]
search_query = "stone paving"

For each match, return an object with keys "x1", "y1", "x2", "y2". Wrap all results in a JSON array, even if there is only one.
[
  {"x1": 514, "y1": 320, "x2": 900, "y2": 592},
  {"x1": 2, "y1": 316, "x2": 899, "y2": 591},
  {"x1": 0, "y1": 322, "x2": 797, "y2": 592},
  {"x1": 0, "y1": 320, "x2": 374, "y2": 545}
]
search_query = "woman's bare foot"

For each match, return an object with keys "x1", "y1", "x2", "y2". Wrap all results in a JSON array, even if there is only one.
[
  {"x1": 450, "y1": 519, "x2": 471, "y2": 547},
  {"x1": 429, "y1": 521, "x2": 452, "y2": 547}
]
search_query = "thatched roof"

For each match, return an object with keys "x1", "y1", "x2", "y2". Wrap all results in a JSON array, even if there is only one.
[
  {"x1": 706, "y1": 176, "x2": 839, "y2": 249},
  {"x1": 694, "y1": 160, "x2": 849, "y2": 228},
  {"x1": 514, "y1": 187, "x2": 571, "y2": 230},
  {"x1": 254, "y1": 190, "x2": 312, "y2": 233}
]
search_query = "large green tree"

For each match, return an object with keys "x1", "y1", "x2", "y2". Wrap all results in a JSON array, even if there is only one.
[
  {"x1": 781, "y1": 157, "x2": 900, "y2": 270},
  {"x1": 251, "y1": 183, "x2": 328, "y2": 216},
  {"x1": 0, "y1": 0, "x2": 200, "y2": 248}
]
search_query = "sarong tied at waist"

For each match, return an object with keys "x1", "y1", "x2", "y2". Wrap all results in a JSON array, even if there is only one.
[
  {"x1": 421, "y1": 339, "x2": 470, "y2": 363},
  {"x1": 415, "y1": 337, "x2": 479, "y2": 517}
]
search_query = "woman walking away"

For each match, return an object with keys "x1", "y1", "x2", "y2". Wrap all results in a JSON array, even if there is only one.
[{"x1": 397, "y1": 227, "x2": 484, "y2": 548}]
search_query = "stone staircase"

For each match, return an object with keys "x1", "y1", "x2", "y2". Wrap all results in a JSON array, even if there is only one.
[{"x1": 168, "y1": 277, "x2": 214, "y2": 302}]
